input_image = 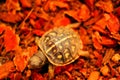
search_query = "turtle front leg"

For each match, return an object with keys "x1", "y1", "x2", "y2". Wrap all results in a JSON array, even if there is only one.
[{"x1": 48, "y1": 64, "x2": 55, "y2": 80}]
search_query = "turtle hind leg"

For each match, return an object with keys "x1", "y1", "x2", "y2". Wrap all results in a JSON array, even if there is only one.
[{"x1": 48, "y1": 64, "x2": 55, "y2": 80}]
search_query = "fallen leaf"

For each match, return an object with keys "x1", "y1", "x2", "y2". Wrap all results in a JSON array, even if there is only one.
[
  {"x1": 92, "y1": 37, "x2": 103, "y2": 50},
  {"x1": 0, "y1": 61, "x2": 15, "y2": 79},
  {"x1": 31, "y1": 72, "x2": 45, "y2": 80},
  {"x1": 0, "y1": 12, "x2": 23, "y2": 23},
  {"x1": 99, "y1": 36, "x2": 116, "y2": 46},
  {"x1": 93, "y1": 51, "x2": 103, "y2": 67},
  {"x1": 19, "y1": 0, "x2": 31, "y2": 8},
  {"x1": 88, "y1": 71, "x2": 100, "y2": 80},
  {"x1": 5, "y1": 0, "x2": 21, "y2": 11},
  {"x1": 78, "y1": 4, "x2": 90, "y2": 21},
  {"x1": 104, "y1": 13, "x2": 120, "y2": 34},
  {"x1": 102, "y1": 48, "x2": 115, "y2": 65},
  {"x1": 45, "y1": 1, "x2": 69, "y2": 11},
  {"x1": 13, "y1": 46, "x2": 38, "y2": 72},
  {"x1": 32, "y1": 29, "x2": 45, "y2": 36},
  {"x1": 85, "y1": 0, "x2": 95, "y2": 10},
  {"x1": 95, "y1": 0, "x2": 113, "y2": 13},
  {"x1": 4, "y1": 26, "x2": 20, "y2": 52}
]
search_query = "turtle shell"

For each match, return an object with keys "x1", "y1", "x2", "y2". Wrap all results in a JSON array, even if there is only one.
[{"x1": 38, "y1": 27, "x2": 83, "y2": 66}]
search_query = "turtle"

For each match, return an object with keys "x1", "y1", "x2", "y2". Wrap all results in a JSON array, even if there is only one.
[{"x1": 28, "y1": 23, "x2": 89, "y2": 78}]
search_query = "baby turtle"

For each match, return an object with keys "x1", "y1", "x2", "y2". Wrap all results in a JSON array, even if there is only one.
[{"x1": 28, "y1": 23, "x2": 89, "y2": 69}]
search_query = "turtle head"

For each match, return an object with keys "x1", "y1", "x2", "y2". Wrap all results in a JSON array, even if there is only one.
[{"x1": 28, "y1": 49, "x2": 47, "y2": 69}]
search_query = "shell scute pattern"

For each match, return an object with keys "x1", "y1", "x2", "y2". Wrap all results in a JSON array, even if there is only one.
[{"x1": 38, "y1": 27, "x2": 83, "y2": 66}]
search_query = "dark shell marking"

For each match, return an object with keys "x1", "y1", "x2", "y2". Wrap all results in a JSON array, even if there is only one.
[{"x1": 38, "y1": 27, "x2": 83, "y2": 66}]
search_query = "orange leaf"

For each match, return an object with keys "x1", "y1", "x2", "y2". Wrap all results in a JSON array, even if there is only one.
[
  {"x1": 64, "y1": 10, "x2": 80, "y2": 22},
  {"x1": 20, "y1": 0, "x2": 31, "y2": 8},
  {"x1": 95, "y1": 0, "x2": 113, "y2": 13},
  {"x1": 92, "y1": 31, "x2": 103, "y2": 50},
  {"x1": 93, "y1": 38, "x2": 102, "y2": 50},
  {"x1": 0, "y1": 12, "x2": 23, "y2": 23},
  {"x1": 53, "y1": 14, "x2": 70, "y2": 27},
  {"x1": 92, "y1": 25, "x2": 107, "y2": 34},
  {"x1": 78, "y1": 4, "x2": 90, "y2": 21},
  {"x1": 0, "y1": 25, "x2": 6, "y2": 34},
  {"x1": 13, "y1": 46, "x2": 38, "y2": 72},
  {"x1": 0, "y1": 61, "x2": 15, "y2": 79},
  {"x1": 99, "y1": 36, "x2": 116, "y2": 46},
  {"x1": 49, "y1": 1, "x2": 69, "y2": 11},
  {"x1": 95, "y1": 17, "x2": 107, "y2": 30},
  {"x1": 60, "y1": 17, "x2": 71, "y2": 26},
  {"x1": 5, "y1": 0, "x2": 21, "y2": 11},
  {"x1": 4, "y1": 27, "x2": 20, "y2": 52},
  {"x1": 104, "y1": 13, "x2": 120, "y2": 34}
]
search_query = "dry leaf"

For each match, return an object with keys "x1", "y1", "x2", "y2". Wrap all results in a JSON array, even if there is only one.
[
  {"x1": 13, "y1": 46, "x2": 38, "y2": 72},
  {"x1": 102, "y1": 48, "x2": 115, "y2": 65},
  {"x1": 4, "y1": 27, "x2": 20, "y2": 52},
  {"x1": 0, "y1": 12, "x2": 23, "y2": 23},
  {"x1": 88, "y1": 71, "x2": 100, "y2": 80},
  {"x1": 0, "y1": 61, "x2": 15, "y2": 79},
  {"x1": 95, "y1": 0, "x2": 113, "y2": 13}
]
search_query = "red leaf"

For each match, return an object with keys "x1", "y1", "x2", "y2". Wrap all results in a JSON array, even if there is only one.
[
  {"x1": 93, "y1": 51, "x2": 102, "y2": 67},
  {"x1": 32, "y1": 29, "x2": 45, "y2": 36},
  {"x1": 115, "y1": 7, "x2": 120, "y2": 16},
  {"x1": 85, "y1": 0, "x2": 94, "y2": 10},
  {"x1": 34, "y1": 19, "x2": 46, "y2": 29},
  {"x1": 4, "y1": 27, "x2": 20, "y2": 52},
  {"x1": 31, "y1": 72, "x2": 45, "y2": 80},
  {"x1": 54, "y1": 66, "x2": 62, "y2": 74}
]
